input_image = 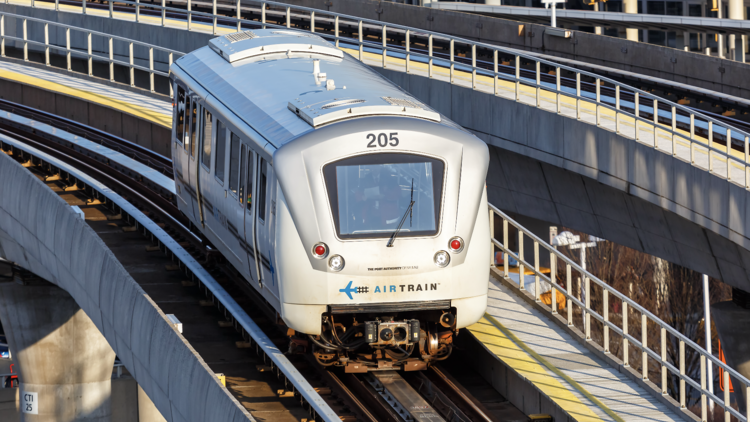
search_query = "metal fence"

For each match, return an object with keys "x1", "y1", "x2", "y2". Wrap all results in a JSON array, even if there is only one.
[
  {"x1": 489, "y1": 202, "x2": 750, "y2": 422},
  {"x1": 0, "y1": 10, "x2": 183, "y2": 94}
]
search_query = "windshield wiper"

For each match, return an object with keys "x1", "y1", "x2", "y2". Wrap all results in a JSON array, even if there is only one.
[{"x1": 387, "y1": 179, "x2": 414, "y2": 248}]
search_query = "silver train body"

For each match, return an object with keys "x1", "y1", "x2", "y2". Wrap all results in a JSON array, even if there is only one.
[{"x1": 170, "y1": 29, "x2": 489, "y2": 368}]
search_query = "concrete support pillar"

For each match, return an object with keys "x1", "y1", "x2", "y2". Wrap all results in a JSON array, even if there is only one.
[
  {"x1": 624, "y1": 0, "x2": 638, "y2": 41},
  {"x1": 0, "y1": 282, "x2": 116, "y2": 422},
  {"x1": 728, "y1": 0, "x2": 744, "y2": 61}
]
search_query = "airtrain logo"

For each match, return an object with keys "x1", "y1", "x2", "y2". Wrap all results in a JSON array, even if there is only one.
[{"x1": 339, "y1": 281, "x2": 438, "y2": 300}]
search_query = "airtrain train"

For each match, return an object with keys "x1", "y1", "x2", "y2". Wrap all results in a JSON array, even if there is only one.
[{"x1": 170, "y1": 29, "x2": 490, "y2": 370}]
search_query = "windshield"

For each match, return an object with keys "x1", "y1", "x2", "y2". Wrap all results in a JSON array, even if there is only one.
[{"x1": 324, "y1": 153, "x2": 444, "y2": 239}]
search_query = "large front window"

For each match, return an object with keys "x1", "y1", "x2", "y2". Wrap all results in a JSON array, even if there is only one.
[{"x1": 324, "y1": 153, "x2": 445, "y2": 239}]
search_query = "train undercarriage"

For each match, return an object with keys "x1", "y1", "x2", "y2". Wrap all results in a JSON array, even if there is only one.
[{"x1": 291, "y1": 308, "x2": 458, "y2": 372}]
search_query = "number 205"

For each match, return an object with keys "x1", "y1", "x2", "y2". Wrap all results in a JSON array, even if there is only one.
[{"x1": 366, "y1": 133, "x2": 399, "y2": 148}]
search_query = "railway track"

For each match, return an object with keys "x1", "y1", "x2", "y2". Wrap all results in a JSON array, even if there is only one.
[{"x1": 0, "y1": 100, "x2": 528, "y2": 421}]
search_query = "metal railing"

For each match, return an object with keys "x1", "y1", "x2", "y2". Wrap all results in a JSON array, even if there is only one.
[
  {"x1": 0, "y1": 11, "x2": 183, "y2": 94},
  {"x1": 489, "y1": 202, "x2": 750, "y2": 422},
  {"x1": 8, "y1": 0, "x2": 750, "y2": 190}
]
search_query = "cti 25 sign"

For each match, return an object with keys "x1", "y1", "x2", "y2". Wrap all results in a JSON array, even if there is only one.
[{"x1": 22, "y1": 391, "x2": 38, "y2": 414}]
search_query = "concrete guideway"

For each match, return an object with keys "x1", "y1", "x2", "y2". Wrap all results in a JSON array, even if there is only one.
[{"x1": 0, "y1": 115, "x2": 340, "y2": 420}]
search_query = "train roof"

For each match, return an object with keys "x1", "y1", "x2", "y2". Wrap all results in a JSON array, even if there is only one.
[{"x1": 173, "y1": 29, "x2": 456, "y2": 148}]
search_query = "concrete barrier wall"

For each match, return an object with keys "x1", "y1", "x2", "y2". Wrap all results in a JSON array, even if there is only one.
[
  {"x1": 0, "y1": 75, "x2": 172, "y2": 157},
  {"x1": 375, "y1": 66, "x2": 750, "y2": 294},
  {"x1": 0, "y1": 152, "x2": 252, "y2": 422}
]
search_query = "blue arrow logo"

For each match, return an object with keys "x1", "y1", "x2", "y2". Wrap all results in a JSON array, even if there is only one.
[{"x1": 339, "y1": 281, "x2": 357, "y2": 300}]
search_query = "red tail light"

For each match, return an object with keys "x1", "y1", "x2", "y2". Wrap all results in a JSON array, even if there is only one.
[
  {"x1": 449, "y1": 237, "x2": 464, "y2": 253},
  {"x1": 312, "y1": 243, "x2": 328, "y2": 259}
]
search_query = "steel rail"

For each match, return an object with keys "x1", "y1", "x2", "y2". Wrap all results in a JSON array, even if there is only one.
[
  {"x1": 0, "y1": 118, "x2": 340, "y2": 422},
  {"x1": 489, "y1": 202, "x2": 750, "y2": 422}
]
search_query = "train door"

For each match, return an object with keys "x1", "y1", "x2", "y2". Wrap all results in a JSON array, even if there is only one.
[
  {"x1": 187, "y1": 101, "x2": 202, "y2": 223},
  {"x1": 173, "y1": 85, "x2": 190, "y2": 212},
  {"x1": 242, "y1": 148, "x2": 261, "y2": 287},
  {"x1": 178, "y1": 93, "x2": 197, "y2": 221},
  {"x1": 197, "y1": 107, "x2": 214, "y2": 228},
  {"x1": 256, "y1": 157, "x2": 278, "y2": 298}
]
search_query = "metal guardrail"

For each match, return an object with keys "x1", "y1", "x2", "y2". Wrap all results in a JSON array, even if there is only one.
[
  {"x1": 7, "y1": 0, "x2": 750, "y2": 190},
  {"x1": 0, "y1": 10, "x2": 184, "y2": 94},
  {"x1": 489, "y1": 202, "x2": 750, "y2": 422}
]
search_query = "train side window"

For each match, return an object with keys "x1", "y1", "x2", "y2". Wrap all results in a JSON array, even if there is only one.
[
  {"x1": 183, "y1": 96, "x2": 191, "y2": 151},
  {"x1": 214, "y1": 120, "x2": 227, "y2": 184},
  {"x1": 200, "y1": 109, "x2": 212, "y2": 171},
  {"x1": 228, "y1": 132, "x2": 241, "y2": 197},
  {"x1": 175, "y1": 86, "x2": 185, "y2": 144},
  {"x1": 238, "y1": 144, "x2": 246, "y2": 207},
  {"x1": 258, "y1": 158, "x2": 267, "y2": 222},
  {"x1": 245, "y1": 150, "x2": 254, "y2": 212},
  {"x1": 190, "y1": 101, "x2": 198, "y2": 158}
]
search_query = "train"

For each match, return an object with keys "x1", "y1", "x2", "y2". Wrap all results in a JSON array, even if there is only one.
[{"x1": 169, "y1": 28, "x2": 490, "y2": 371}]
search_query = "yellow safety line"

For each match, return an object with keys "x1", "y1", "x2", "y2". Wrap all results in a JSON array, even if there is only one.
[
  {"x1": 0, "y1": 69, "x2": 171, "y2": 128},
  {"x1": 471, "y1": 314, "x2": 625, "y2": 422}
]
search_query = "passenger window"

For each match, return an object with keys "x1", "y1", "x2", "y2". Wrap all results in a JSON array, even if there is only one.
[
  {"x1": 228, "y1": 132, "x2": 241, "y2": 197},
  {"x1": 201, "y1": 109, "x2": 212, "y2": 170},
  {"x1": 239, "y1": 144, "x2": 246, "y2": 207},
  {"x1": 258, "y1": 158, "x2": 267, "y2": 222},
  {"x1": 190, "y1": 101, "x2": 198, "y2": 158},
  {"x1": 246, "y1": 150, "x2": 254, "y2": 212},
  {"x1": 214, "y1": 120, "x2": 227, "y2": 183},
  {"x1": 175, "y1": 86, "x2": 185, "y2": 144},
  {"x1": 183, "y1": 96, "x2": 191, "y2": 151}
]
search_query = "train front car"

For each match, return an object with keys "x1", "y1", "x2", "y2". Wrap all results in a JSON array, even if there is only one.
[{"x1": 276, "y1": 89, "x2": 490, "y2": 370}]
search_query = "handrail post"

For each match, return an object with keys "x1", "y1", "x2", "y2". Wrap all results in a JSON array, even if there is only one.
[
  {"x1": 149, "y1": 47, "x2": 154, "y2": 93},
  {"x1": 382, "y1": 26, "x2": 387, "y2": 68},
  {"x1": 187, "y1": 0, "x2": 192, "y2": 31},
  {"x1": 518, "y1": 231, "x2": 524, "y2": 290},
  {"x1": 0, "y1": 15, "x2": 4, "y2": 58},
  {"x1": 680, "y1": 340, "x2": 686, "y2": 408},
  {"x1": 615, "y1": 85, "x2": 620, "y2": 133},
  {"x1": 489, "y1": 209, "x2": 494, "y2": 267},
  {"x1": 286, "y1": 7, "x2": 290, "y2": 28},
  {"x1": 576, "y1": 72, "x2": 581, "y2": 120},
  {"x1": 641, "y1": 313, "x2": 648, "y2": 380},
  {"x1": 700, "y1": 355, "x2": 707, "y2": 422},
  {"x1": 55, "y1": 0, "x2": 59, "y2": 11},
  {"x1": 109, "y1": 0, "x2": 113, "y2": 19},
  {"x1": 623, "y1": 302, "x2": 629, "y2": 367},
  {"x1": 493, "y1": 51, "x2": 498, "y2": 96},
  {"x1": 727, "y1": 129, "x2": 732, "y2": 180},
  {"x1": 584, "y1": 276, "x2": 590, "y2": 340},
  {"x1": 724, "y1": 369, "x2": 730, "y2": 418},
  {"x1": 66, "y1": 28, "x2": 71, "y2": 71},
  {"x1": 129, "y1": 42, "x2": 134, "y2": 87},
  {"x1": 44, "y1": 23, "x2": 49, "y2": 66},
  {"x1": 595, "y1": 78, "x2": 601, "y2": 126},
  {"x1": 556, "y1": 67, "x2": 561, "y2": 114},
  {"x1": 262, "y1": 3, "x2": 266, "y2": 29},
  {"x1": 83, "y1": 0, "x2": 87, "y2": 15},
  {"x1": 212, "y1": 0, "x2": 217, "y2": 35},
  {"x1": 566, "y1": 264, "x2": 572, "y2": 326},
  {"x1": 161, "y1": 0, "x2": 165, "y2": 26},
  {"x1": 550, "y1": 251, "x2": 557, "y2": 314},
  {"x1": 309, "y1": 10, "x2": 314, "y2": 33},
  {"x1": 136, "y1": 0, "x2": 140, "y2": 22},
  {"x1": 603, "y1": 289, "x2": 609, "y2": 352},
  {"x1": 653, "y1": 99, "x2": 659, "y2": 125},
  {"x1": 109, "y1": 37, "x2": 114, "y2": 81},
  {"x1": 87, "y1": 32, "x2": 92, "y2": 76},
  {"x1": 333, "y1": 15, "x2": 338, "y2": 47},
  {"x1": 502, "y1": 219, "x2": 509, "y2": 276},
  {"x1": 358, "y1": 21, "x2": 363, "y2": 61},
  {"x1": 661, "y1": 327, "x2": 667, "y2": 394},
  {"x1": 535, "y1": 61, "x2": 540, "y2": 107},
  {"x1": 22, "y1": 19, "x2": 27, "y2": 62},
  {"x1": 428, "y1": 34, "x2": 433, "y2": 78},
  {"x1": 471, "y1": 44, "x2": 476, "y2": 89},
  {"x1": 169, "y1": 53, "x2": 174, "y2": 98},
  {"x1": 449, "y1": 39, "x2": 454, "y2": 83},
  {"x1": 534, "y1": 240, "x2": 540, "y2": 302},
  {"x1": 514, "y1": 56, "x2": 520, "y2": 101},
  {"x1": 237, "y1": 0, "x2": 241, "y2": 32},
  {"x1": 405, "y1": 30, "x2": 410, "y2": 73}
]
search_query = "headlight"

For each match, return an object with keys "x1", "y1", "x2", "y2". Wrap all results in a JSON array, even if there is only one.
[
  {"x1": 434, "y1": 251, "x2": 450, "y2": 268},
  {"x1": 329, "y1": 255, "x2": 345, "y2": 271}
]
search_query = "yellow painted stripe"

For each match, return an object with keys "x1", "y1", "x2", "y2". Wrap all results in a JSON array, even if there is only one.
[
  {"x1": 0, "y1": 69, "x2": 171, "y2": 128},
  {"x1": 469, "y1": 314, "x2": 625, "y2": 422}
]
